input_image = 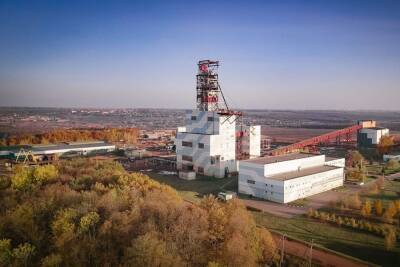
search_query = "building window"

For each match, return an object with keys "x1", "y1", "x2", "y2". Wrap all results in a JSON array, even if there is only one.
[
  {"x1": 191, "y1": 116, "x2": 197, "y2": 120},
  {"x1": 182, "y1": 141, "x2": 193, "y2": 147},
  {"x1": 247, "y1": 180, "x2": 255, "y2": 184},
  {"x1": 198, "y1": 143, "x2": 205, "y2": 149},
  {"x1": 207, "y1": 117, "x2": 214, "y2": 122},
  {"x1": 182, "y1": 155, "x2": 193, "y2": 162},
  {"x1": 198, "y1": 166, "x2": 204, "y2": 174}
]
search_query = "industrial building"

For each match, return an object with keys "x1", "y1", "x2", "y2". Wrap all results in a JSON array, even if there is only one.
[
  {"x1": 358, "y1": 127, "x2": 390, "y2": 147},
  {"x1": 238, "y1": 153, "x2": 345, "y2": 203},
  {"x1": 1, "y1": 141, "x2": 115, "y2": 162},
  {"x1": 175, "y1": 60, "x2": 260, "y2": 178}
]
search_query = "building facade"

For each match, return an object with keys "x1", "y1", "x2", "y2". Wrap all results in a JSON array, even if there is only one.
[
  {"x1": 238, "y1": 153, "x2": 345, "y2": 203},
  {"x1": 175, "y1": 60, "x2": 261, "y2": 178},
  {"x1": 358, "y1": 127, "x2": 389, "y2": 147},
  {"x1": 176, "y1": 110, "x2": 238, "y2": 178}
]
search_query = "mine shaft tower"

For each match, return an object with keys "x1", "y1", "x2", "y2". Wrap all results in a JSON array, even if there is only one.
[{"x1": 196, "y1": 60, "x2": 229, "y2": 112}]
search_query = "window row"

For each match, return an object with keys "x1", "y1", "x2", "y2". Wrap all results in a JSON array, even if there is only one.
[
  {"x1": 182, "y1": 141, "x2": 205, "y2": 149},
  {"x1": 190, "y1": 116, "x2": 215, "y2": 122}
]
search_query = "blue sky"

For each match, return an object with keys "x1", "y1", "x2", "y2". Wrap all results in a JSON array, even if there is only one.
[{"x1": 0, "y1": 0, "x2": 399, "y2": 110}]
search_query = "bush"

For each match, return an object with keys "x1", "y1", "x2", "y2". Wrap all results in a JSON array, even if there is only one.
[
  {"x1": 384, "y1": 229, "x2": 396, "y2": 251},
  {"x1": 386, "y1": 159, "x2": 399, "y2": 170}
]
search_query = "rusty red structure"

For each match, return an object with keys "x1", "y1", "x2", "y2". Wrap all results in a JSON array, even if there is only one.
[{"x1": 268, "y1": 124, "x2": 364, "y2": 156}]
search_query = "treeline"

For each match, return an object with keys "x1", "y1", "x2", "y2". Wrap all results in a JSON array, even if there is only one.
[
  {"x1": 0, "y1": 159, "x2": 276, "y2": 266},
  {"x1": 0, "y1": 128, "x2": 139, "y2": 146}
]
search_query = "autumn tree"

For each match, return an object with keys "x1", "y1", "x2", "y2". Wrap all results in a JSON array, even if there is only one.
[
  {"x1": 0, "y1": 239, "x2": 12, "y2": 266},
  {"x1": 361, "y1": 200, "x2": 372, "y2": 217},
  {"x1": 383, "y1": 202, "x2": 397, "y2": 223},
  {"x1": 386, "y1": 159, "x2": 399, "y2": 170},
  {"x1": 384, "y1": 228, "x2": 396, "y2": 251},
  {"x1": 377, "y1": 135, "x2": 394, "y2": 155},
  {"x1": 0, "y1": 159, "x2": 276, "y2": 266},
  {"x1": 123, "y1": 232, "x2": 179, "y2": 267},
  {"x1": 346, "y1": 150, "x2": 365, "y2": 169},
  {"x1": 12, "y1": 243, "x2": 36, "y2": 267},
  {"x1": 374, "y1": 200, "x2": 383, "y2": 216}
]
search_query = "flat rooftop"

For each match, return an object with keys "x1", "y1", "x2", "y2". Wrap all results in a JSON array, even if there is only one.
[
  {"x1": 4, "y1": 142, "x2": 115, "y2": 155},
  {"x1": 325, "y1": 156, "x2": 342, "y2": 161},
  {"x1": 30, "y1": 142, "x2": 115, "y2": 152},
  {"x1": 268, "y1": 165, "x2": 341, "y2": 181},
  {"x1": 242, "y1": 153, "x2": 320, "y2": 165},
  {"x1": 363, "y1": 127, "x2": 388, "y2": 130}
]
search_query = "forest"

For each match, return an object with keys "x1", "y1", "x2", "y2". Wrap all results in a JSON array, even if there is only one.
[
  {"x1": 0, "y1": 159, "x2": 276, "y2": 267},
  {"x1": 0, "y1": 128, "x2": 139, "y2": 146}
]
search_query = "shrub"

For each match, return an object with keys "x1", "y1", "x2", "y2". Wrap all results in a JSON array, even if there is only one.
[
  {"x1": 384, "y1": 229, "x2": 396, "y2": 251},
  {"x1": 374, "y1": 200, "x2": 383, "y2": 216}
]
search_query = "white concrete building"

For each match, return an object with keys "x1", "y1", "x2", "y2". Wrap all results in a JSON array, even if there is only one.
[
  {"x1": 238, "y1": 153, "x2": 345, "y2": 203},
  {"x1": 358, "y1": 127, "x2": 389, "y2": 147},
  {"x1": 176, "y1": 110, "x2": 238, "y2": 178},
  {"x1": 238, "y1": 125, "x2": 261, "y2": 159},
  {"x1": 175, "y1": 60, "x2": 261, "y2": 178}
]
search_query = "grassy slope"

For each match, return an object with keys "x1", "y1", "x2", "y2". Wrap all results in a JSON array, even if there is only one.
[
  {"x1": 253, "y1": 211, "x2": 400, "y2": 267},
  {"x1": 146, "y1": 172, "x2": 237, "y2": 203}
]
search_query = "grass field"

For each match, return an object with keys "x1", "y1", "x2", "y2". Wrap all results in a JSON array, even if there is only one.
[
  {"x1": 253, "y1": 211, "x2": 400, "y2": 267},
  {"x1": 146, "y1": 171, "x2": 237, "y2": 203},
  {"x1": 362, "y1": 179, "x2": 400, "y2": 206}
]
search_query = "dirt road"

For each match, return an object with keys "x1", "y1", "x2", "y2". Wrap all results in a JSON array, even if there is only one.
[{"x1": 271, "y1": 233, "x2": 372, "y2": 267}]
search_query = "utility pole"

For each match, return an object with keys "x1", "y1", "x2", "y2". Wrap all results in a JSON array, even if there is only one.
[
  {"x1": 309, "y1": 239, "x2": 314, "y2": 267},
  {"x1": 279, "y1": 233, "x2": 286, "y2": 267}
]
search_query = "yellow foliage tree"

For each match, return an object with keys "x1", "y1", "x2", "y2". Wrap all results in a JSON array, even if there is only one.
[{"x1": 377, "y1": 136, "x2": 394, "y2": 155}]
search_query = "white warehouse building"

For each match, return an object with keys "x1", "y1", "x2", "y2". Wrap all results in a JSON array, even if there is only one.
[{"x1": 238, "y1": 153, "x2": 345, "y2": 203}]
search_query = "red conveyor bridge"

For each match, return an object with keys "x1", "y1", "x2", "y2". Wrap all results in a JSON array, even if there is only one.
[{"x1": 268, "y1": 124, "x2": 364, "y2": 156}]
